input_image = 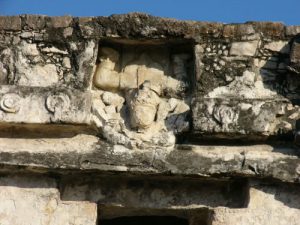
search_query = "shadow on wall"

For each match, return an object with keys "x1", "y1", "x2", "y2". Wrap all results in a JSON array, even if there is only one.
[
  {"x1": 59, "y1": 175, "x2": 249, "y2": 209},
  {"x1": 0, "y1": 123, "x2": 96, "y2": 139},
  {"x1": 260, "y1": 36, "x2": 300, "y2": 143},
  {"x1": 260, "y1": 38, "x2": 297, "y2": 102},
  {"x1": 249, "y1": 181, "x2": 300, "y2": 210},
  {"x1": 0, "y1": 174, "x2": 57, "y2": 189}
]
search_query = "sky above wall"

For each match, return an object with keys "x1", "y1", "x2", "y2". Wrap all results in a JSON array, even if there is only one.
[{"x1": 0, "y1": 0, "x2": 299, "y2": 25}]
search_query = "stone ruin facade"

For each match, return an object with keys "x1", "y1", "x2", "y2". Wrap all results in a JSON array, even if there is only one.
[{"x1": 1, "y1": 13, "x2": 300, "y2": 224}]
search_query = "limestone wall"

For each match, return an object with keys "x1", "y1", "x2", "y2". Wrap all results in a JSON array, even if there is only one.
[{"x1": 0, "y1": 13, "x2": 300, "y2": 224}]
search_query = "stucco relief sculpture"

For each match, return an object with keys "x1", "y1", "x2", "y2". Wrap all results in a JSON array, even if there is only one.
[
  {"x1": 94, "y1": 47, "x2": 188, "y2": 93},
  {"x1": 92, "y1": 47, "x2": 191, "y2": 149},
  {"x1": 0, "y1": 93, "x2": 21, "y2": 113},
  {"x1": 45, "y1": 93, "x2": 71, "y2": 122}
]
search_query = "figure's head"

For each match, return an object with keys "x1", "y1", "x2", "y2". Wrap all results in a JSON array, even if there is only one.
[
  {"x1": 99, "y1": 47, "x2": 120, "y2": 62},
  {"x1": 140, "y1": 80, "x2": 162, "y2": 95},
  {"x1": 128, "y1": 81, "x2": 161, "y2": 130}
]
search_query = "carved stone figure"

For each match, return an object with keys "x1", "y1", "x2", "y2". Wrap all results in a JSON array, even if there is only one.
[
  {"x1": 127, "y1": 81, "x2": 161, "y2": 130},
  {"x1": 94, "y1": 47, "x2": 186, "y2": 94},
  {"x1": 121, "y1": 53, "x2": 165, "y2": 92},
  {"x1": 94, "y1": 47, "x2": 120, "y2": 91},
  {"x1": 92, "y1": 47, "x2": 191, "y2": 149}
]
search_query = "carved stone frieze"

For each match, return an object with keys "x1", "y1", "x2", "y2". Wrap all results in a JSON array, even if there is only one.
[{"x1": 92, "y1": 46, "x2": 192, "y2": 149}]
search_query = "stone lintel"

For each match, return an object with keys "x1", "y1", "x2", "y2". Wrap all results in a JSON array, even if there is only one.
[{"x1": 0, "y1": 140, "x2": 298, "y2": 183}]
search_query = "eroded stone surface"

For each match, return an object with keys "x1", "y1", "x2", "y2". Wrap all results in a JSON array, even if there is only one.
[
  {"x1": 0, "y1": 14, "x2": 299, "y2": 161},
  {"x1": 0, "y1": 16, "x2": 21, "y2": 30},
  {"x1": 212, "y1": 181, "x2": 300, "y2": 225},
  {"x1": 0, "y1": 139, "x2": 299, "y2": 183},
  {"x1": 0, "y1": 86, "x2": 91, "y2": 124},
  {"x1": 92, "y1": 46, "x2": 191, "y2": 150},
  {"x1": 230, "y1": 41, "x2": 259, "y2": 56},
  {"x1": 192, "y1": 98, "x2": 296, "y2": 138},
  {"x1": 0, "y1": 175, "x2": 97, "y2": 225},
  {"x1": 61, "y1": 176, "x2": 246, "y2": 209},
  {"x1": 264, "y1": 41, "x2": 290, "y2": 53}
]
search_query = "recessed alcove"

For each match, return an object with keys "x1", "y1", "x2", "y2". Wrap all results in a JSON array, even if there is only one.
[
  {"x1": 61, "y1": 175, "x2": 248, "y2": 225},
  {"x1": 91, "y1": 38, "x2": 196, "y2": 148},
  {"x1": 95, "y1": 39, "x2": 195, "y2": 96}
]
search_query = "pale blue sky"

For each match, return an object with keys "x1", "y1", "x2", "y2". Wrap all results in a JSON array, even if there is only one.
[{"x1": 0, "y1": 0, "x2": 299, "y2": 25}]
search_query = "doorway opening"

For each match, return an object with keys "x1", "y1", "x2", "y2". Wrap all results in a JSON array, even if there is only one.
[{"x1": 100, "y1": 216, "x2": 189, "y2": 225}]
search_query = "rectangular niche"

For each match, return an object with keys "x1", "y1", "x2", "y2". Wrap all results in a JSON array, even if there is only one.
[
  {"x1": 91, "y1": 39, "x2": 195, "y2": 148},
  {"x1": 94, "y1": 39, "x2": 195, "y2": 97},
  {"x1": 61, "y1": 176, "x2": 248, "y2": 225}
]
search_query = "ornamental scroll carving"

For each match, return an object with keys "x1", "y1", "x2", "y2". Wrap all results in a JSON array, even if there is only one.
[{"x1": 0, "y1": 93, "x2": 21, "y2": 113}]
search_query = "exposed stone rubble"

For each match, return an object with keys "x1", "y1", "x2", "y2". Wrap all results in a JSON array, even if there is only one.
[{"x1": 0, "y1": 14, "x2": 300, "y2": 224}]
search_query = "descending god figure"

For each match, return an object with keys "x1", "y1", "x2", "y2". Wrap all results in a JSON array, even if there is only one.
[{"x1": 92, "y1": 47, "x2": 190, "y2": 150}]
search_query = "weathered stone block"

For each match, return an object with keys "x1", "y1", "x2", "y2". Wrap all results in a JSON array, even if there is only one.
[
  {"x1": 264, "y1": 41, "x2": 290, "y2": 54},
  {"x1": 0, "y1": 36, "x2": 97, "y2": 89},
  {"x1": 249, "y1": 21, "x2": 285, "y2": 38},
  {"x1": 290, "y1": 40, "x2": 300, "y2": 64},
  {"x1": 48, "y1": 16, "x2": 73, "y2": 28},
  {"x1": 61, "y1": 176, "x2": 246, "y2": 208},
  {"x1": 195, "y1": 21, "x2": 223, "y2": 38},
  {"x1": 222, "y1": 24, "x2": 255, "y2": 38},
  {"x1": 212, "y1": 181, "x2": 300, "y2": 225},
  {"x1": 24, "y1": 15, "x2": 46, "y2": 30},
  {"x1": 0, "y1": 136, "x2": 299, "y2": 182},
  {"x1": 230, "y1": 40, "x2": 259, "y2": 56},
  {"x1": 0, "y1": 86, "x2": 92, "y2": 125},
  {"x1": 286, "y1": 25, "x2": 300, "y2": 36},
  {"x1": 192, "y1": 98, "x2": 295, "y2": 139},
  {"x1": 0, "y1": 16, "x2": 21, "y2": 31},
  {"x1": 78, "y1": 17, "x2": 96, "y2": 37},
  {"x1": 0, "y1": 175, "x2": 97, "y2": 225}
]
